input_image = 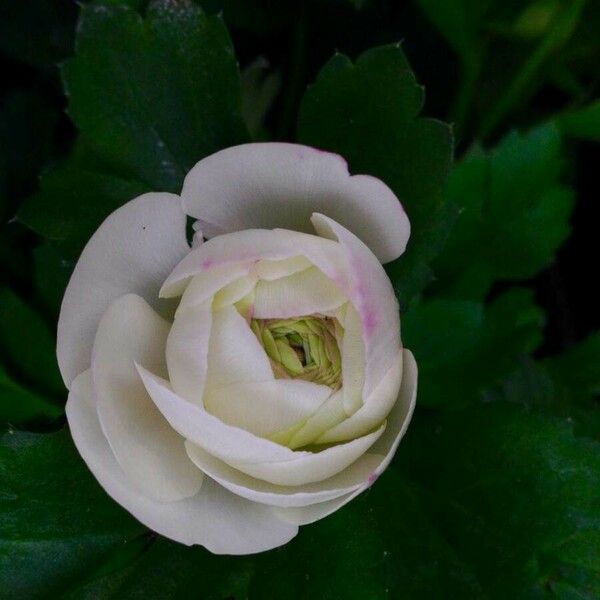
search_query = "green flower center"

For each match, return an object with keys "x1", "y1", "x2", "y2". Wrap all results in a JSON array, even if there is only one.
[{"x1": 251, "y1": 316, "x2": 343, "y2": 389}]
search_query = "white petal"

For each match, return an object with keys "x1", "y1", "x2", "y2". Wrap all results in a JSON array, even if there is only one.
[
  {"x1": 181, "y1": 143, "x2": 409, "y2": 263},
  {"x1": 228, "y1": 423, "x2": 386, "y2": 487},
  {"x1": 92, "y1": 294, "x2": 202, "y2": 502},
  {"x1": 312, "y1": 214, "x2": 401, "y2": 399},
  {"x1": 275, "y1": 490, "x2": 359, "y2": 526},
  {"x1": 253, "y1": 266, "x2": 346, "y2": 318},
  {"x1": 286, "y1": 388, "x2": 347, "y2": 449},
  {"x1": 173, "y1": 262, "x2": 252, "y2": 311},
  {"x1": 204, "y1": 379, "x2": 332, "y2": 437},
  {"x1": 137, "y1": 365, "x2": 303, "y2": 464},
  {"x1": 160, "y1": 228, "x2": 347, "y2": 299},
  {"x1": 66, "y1": 371, "x2": 298, "y2": 554},
  {"x1": 254, "y1": 256, "x2": 312, "y2": 281},
  {"x1": 367, "y1": 348, "x2": 418, "y2": 476},
  {"x1": 205, "y1": 305, "x2": 274, "y2": 392},
  {"x1": 318, "y1": 350, "x2": 403, "y2": 444},
  {"x1": 339, "y1": 303, "x2": 366, "y2": 415},
  {"x1": 276, "y1": 349, "x2": 417, "y2": 526},
  {"x1": 58, "y1": 192, "x2": 188, "y2": 387},
  {"x1": 186, "y1": 443, "x2": 384, "y2": 508},
  {"x1": 166, "y1": 301, "x2": 212, "y2": 404},
  {"x1": 213, "y1": 275, "x2": 258, "y2": 309}
]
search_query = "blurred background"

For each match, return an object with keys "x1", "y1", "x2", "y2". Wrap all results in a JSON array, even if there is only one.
[{"x1": 0, "y1": 1, "x2": 599, "y2": 598}]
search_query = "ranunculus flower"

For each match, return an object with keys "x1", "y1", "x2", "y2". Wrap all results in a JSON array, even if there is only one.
[{"x1": 60, "y1": 143, "x2": 417, "y2": 555}]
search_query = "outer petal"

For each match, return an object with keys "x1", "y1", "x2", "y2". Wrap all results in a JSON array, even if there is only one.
[
  {"x1": 57, "y1": 192, "x2": 189, "y2": 387},
  {"x1": 276, "y1": 349, "x2": 417, "y2": 526},
  {"x1": 185, "y1": 443, "x2": 383, "y2": 508},
  {"x1": 181, "y1": 143, "x2": 409, "y2": 263},
  {"x1": 226, "y1": 423, "x2": 385, "y2": 486},
  {"x1": 66, "y1": 371, "x2": 298, "y2": 553},
  {"x1": 137, "y1": 365, "x2": 305, "y2": 464},
  {"x1": 312, "y1": 213, "x2": 401, "y2": 400},
  {"x1": 92, "y1": 294, "x2": 202, "y2": 502},
  {"x1": 138, "y1": 367, "x2": 385, "y2": 486}
]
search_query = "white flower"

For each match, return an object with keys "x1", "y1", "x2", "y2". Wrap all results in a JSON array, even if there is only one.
[{"x1": 60, "y1": 143, "x2": 417, "y2": 555}]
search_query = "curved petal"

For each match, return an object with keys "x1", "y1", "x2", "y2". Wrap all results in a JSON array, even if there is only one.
[
  {"x1": 137, "y1": 365, "x2": 304, "y2": 464},
  {"x1": 181, "y1": 143, "x2": 409, "y2": 263},
  {"x1": 204, "y1": 379, "x2": 332, "y2": 437},
  {"x1": 367, "y1": 348, "x2": 418, "y2": 476},
  {"x1": 312, "y1": 214, "x2": 401, "y2": 400},
  {"x1": 338, "y1": 303, "x2": 366, "y2": 414},
  {"x1": 205, "y1": 306, "x2": 274, "y2": 392},
  {"x1": 254, "y1": 256, "x2": 312, "y2": 281},
  {"x1": 58, "y1": 192, "x2": 188, "y2": 387},
  {"x1": 285, "y1": 388, "x2": 347, "y2": 450},
  {"x1": 276, "y1": 349, "x2": 417, "y2": 526},
  {"x1": 66, "y1": 371, "x2": 298, "y2": 553},
  {"x1": 228, "y1": 423, "x2": 385, "y2": 487},
  {"x1": 160, "y1": 228, "x2": 347, "y2": 299},
  {"x1": 166, "y1": 301, "x2": 212, "y2": 404},
  {"x1": 174, "y1": 263, "x2": 253, "y2": 312},
  {"x1": 92, "y1": 294, "x2": 202, "y2": 502},
  {"x1": 318, "y1": 350, "x2": 403, "y2": 444},
  {"x1": 253, "y1": 266, "x2": 346, "y2": 319},
  {"x1": 186, "y1": 442, "x2": 383, "y2": 508}
]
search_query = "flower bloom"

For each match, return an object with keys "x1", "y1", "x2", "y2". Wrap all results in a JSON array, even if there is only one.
[{"x1": 60, "y1": 143, "x2": 417, "y2": 555}]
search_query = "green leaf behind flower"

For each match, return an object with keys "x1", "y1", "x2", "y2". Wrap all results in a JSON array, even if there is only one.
[
  {"x1": 434, "y1": 123, "x2": 574, "y2": 300},
  {"x1": 297, "y1": 44, "x2": 454, "y2": 308}
]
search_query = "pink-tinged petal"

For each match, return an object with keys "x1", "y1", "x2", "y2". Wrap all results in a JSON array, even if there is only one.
[
  {"x1": 67, "y1": 371, "x2": 298, "y2": 553},
  {"x1": 160, "y1": 228, "x2": 348, "y2": 299},
  {"x1": 311, "y1": 213, "x2": 401, "y2": 400},
  {"x1": 181, "y1": 142, "x2": 409, "y2": 263},
  {"x1": 92, "y1": 294, "x2": 202, "y2": 502},
  {"x1": 276, "y1": 349, "x2": 417, "y2": 525},
  {"x1": 185, "y1": 443, "x2": 383, "y2": 508},
  {"x1": 58, "y1": 193, "x2": 188, "y2": 388}
]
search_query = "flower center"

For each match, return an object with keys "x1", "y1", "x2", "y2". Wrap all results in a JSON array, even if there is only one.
[{"x1": 251, "y1": 316, "x2": 343, "y2": 389}]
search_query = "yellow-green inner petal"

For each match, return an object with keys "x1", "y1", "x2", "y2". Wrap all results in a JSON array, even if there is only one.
[{"x1": 251, "y1": 315, "x2": 343, "y2": 389}]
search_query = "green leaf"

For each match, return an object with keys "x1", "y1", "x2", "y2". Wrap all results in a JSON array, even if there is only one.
[
  {"x1": 402, "y1": 288, "x2": 544, "y2": 407},
  {"x1": 493, "y1": 333, "x2": 600, "y2": 440},
  {"x1": 0, "y1": 366, "x2": 61, "y2": 426},
  {"x1": 32, "y1": 242, "x2": 74, "y2": 319},
  {"x1": 406, "y1": 403, "x2": 600, "y2": 597},
  {"x1": 413, "y1": 0, "x2": 490, "y2": 66},
  {"x1": 64, "y1": 538, "x2": 252, "y2": 599},
  {"x1": 0, "y1": 288, "x2": 63, "y2": 397},
  {"x1": 297, "y1": 44, "x2": 454, "y2": 308},
  {"x1": 250, "y1": 468, "x2": 481, "y2": 599},
  {"x1": 18, "y1": 146, "x2": 150, "y2": 257},
  {"x1": 0, "y1": 428, "x2": 144, "y2": 597},
  {"x1": 62, "y1": 0, "x2": 248, "y2": 193},
  {"x1": 434, "y1": 123, "x2": 574, "y2": 300},
  {"x1": 557, "y1": 100, "x2": 600, "y2": 141}
]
